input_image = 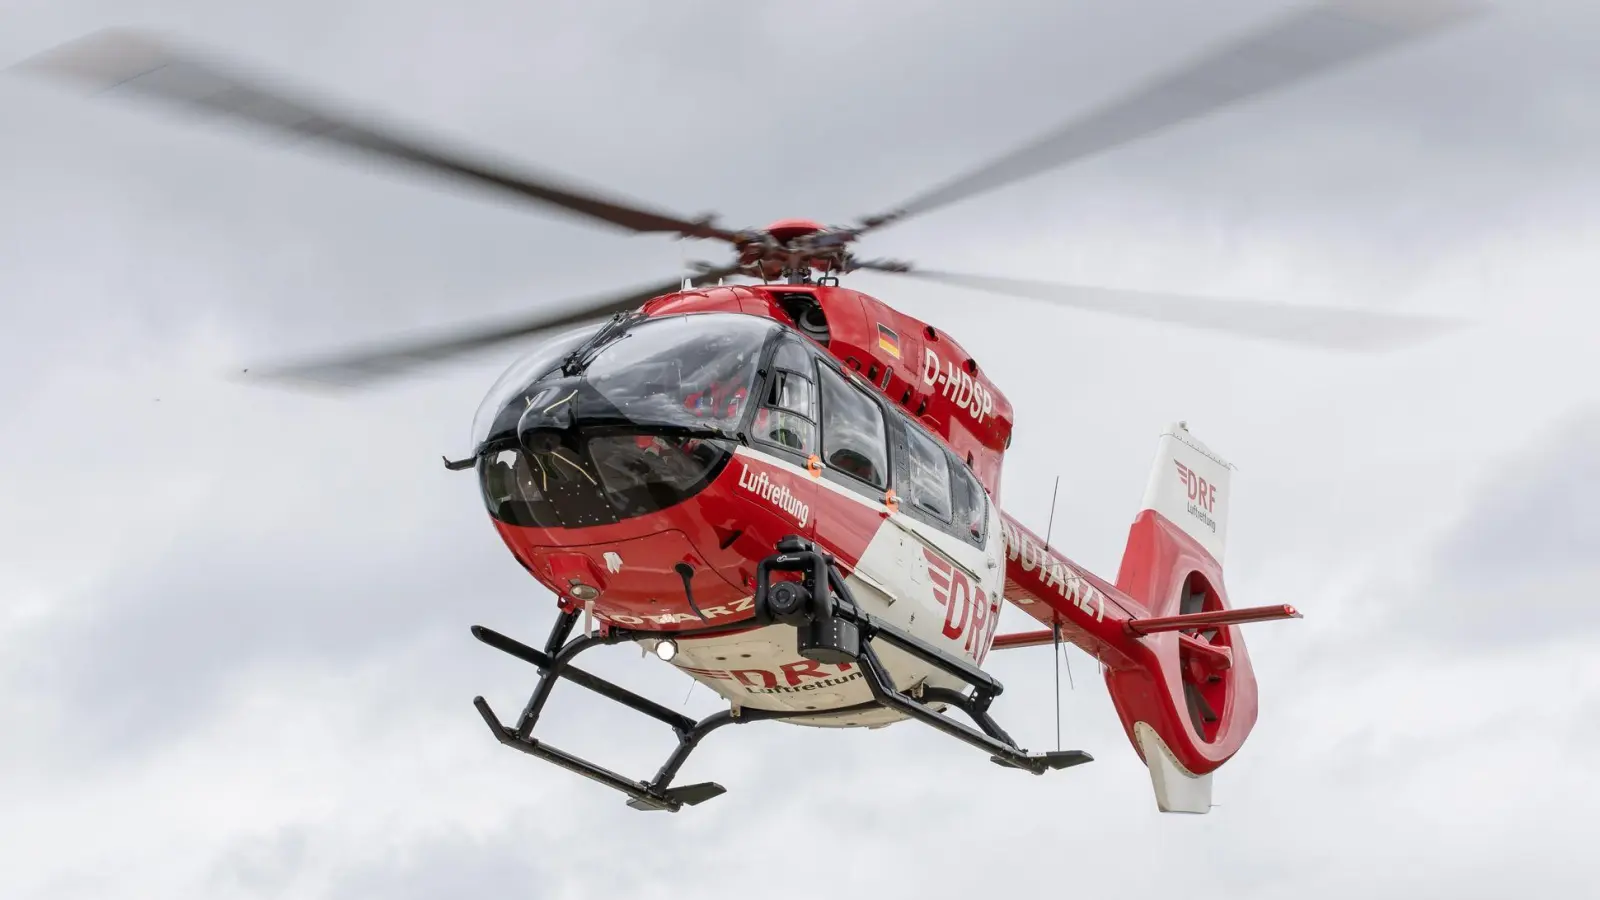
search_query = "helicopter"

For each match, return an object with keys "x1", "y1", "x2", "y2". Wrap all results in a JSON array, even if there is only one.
[{"x1": 11, "y1": 0, "x2": 1481, "y2": 814}]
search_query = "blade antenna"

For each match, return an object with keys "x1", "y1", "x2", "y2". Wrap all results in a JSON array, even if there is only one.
[
  {"x1": 1044, "y1": 475, "x2": 1060, "y2": 549},
  {"x1": 1054, "y1": 618, "x2": 1062, "y2": 752},
  {"x1": 1045, "y1": 475, "x2": 1062, "y2": 750}
]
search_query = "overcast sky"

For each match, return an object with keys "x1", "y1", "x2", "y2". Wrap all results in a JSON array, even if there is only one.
[{"x1": 2, "y1": 1, "x2": 1597, "y2": 898}]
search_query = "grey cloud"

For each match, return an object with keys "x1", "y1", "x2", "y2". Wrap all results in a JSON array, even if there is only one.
[
  {"x1": 208, "y1": 827, "x2": 311, "y2": 897},
  {"x1": 1410, "y1": 406, "x2": 1600, "y2": 646},
  {"x1": 322, "y1": 828, "x2": 550, "y2": 900},
  {"x1": 10, "y1": 504, "x2": 518, "y2": 764},
  {"x1": 1572, "y1": 690, "x2": 1600, "y2": 750},
  {"x1": 1436, "y1": 407, "x2": 1600, "y2": 582}
]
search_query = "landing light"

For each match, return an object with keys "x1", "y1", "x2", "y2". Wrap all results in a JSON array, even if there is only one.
[{"x1": 654, "y1": 639, "x2": 678, "y2": 662}]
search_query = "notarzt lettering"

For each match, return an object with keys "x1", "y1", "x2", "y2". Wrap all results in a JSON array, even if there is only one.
[
  {"x1": 602, "y1": 597, "x2": 755, "y2": 626},
  {"x1": 1000, "y1": 520, "x2": 1106, "y2": 622}
]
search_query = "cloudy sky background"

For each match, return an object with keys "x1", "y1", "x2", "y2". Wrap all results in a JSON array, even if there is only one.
[{"x1": 2, "y1": 1, "x2": 1597, "y2": 897}]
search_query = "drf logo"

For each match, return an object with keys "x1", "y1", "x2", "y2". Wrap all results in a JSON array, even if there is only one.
[
  {"x1": 923, "y1": 548, "x2": 1000, "y2": 664},
  {"x1": 1175, "y1": 461, "x2": 1216, "y2": 513}
]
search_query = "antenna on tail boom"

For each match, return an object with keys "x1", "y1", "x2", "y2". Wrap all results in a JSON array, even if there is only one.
[{"x1": 1045, "y1": 476, "x2": 1065, "y2": 752}]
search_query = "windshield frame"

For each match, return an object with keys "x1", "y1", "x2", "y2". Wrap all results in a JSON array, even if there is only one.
[
  {"x1": 473, "y1": 311, "x2": 788, "y2": 459},
  {"x1": 470, "y1": 320, "x2": 609, "y2": 452}
]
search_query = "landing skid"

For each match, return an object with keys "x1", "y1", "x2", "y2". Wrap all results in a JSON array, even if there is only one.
[
  {"x1": 471, "y1": 618, "x2": 870, "y2": 812},
  {"x1": 472, "y1": 537, "x2": 1091, "y2": 811}
]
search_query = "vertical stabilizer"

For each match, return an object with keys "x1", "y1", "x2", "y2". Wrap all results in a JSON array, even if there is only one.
[
  {"x1": 1138, "y1": 422, "x2": 1231, "y2": 565},
  {"x1": 1109, "y1": 422, "x2": 1252, "y2": 815}
]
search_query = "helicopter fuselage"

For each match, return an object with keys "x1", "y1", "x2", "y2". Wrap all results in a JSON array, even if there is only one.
[{"x1": 474, "y1": 285, "x2": 1014, "y2": 726}]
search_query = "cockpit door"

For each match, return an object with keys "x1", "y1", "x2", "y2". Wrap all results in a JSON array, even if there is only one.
[{"x1": 735, "y1": 337, "x2": 823, "y2": 540}]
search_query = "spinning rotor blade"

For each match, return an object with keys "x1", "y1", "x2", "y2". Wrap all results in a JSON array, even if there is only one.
[
  {"x1": 864, "y1": 266, "x2": 1464, "y2": 352},
  {"x1": 13, "y1": 30, "x2": 737, "y2": 242},
  {"x1": 857, "y1": 0, "x2": 1483, "y2": 231},
  {"x1": 244, "y1": 264, "x2": 743, "y2": 388}
]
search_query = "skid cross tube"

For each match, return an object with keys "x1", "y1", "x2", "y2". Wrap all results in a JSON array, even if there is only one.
[{"x1": 471, "y1": 617, "x2": 879, "y2": 812}]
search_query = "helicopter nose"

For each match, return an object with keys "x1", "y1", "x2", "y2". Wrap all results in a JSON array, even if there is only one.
[{"x1": 545, "y1": 551, "x2": 608, "y2": 603}]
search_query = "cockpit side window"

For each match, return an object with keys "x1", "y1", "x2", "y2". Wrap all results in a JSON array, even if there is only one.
[
  {"x1": 816, "y1": 363, "x2": 889, "y2": 489},
  {"x1": 951, "y1": 460, "x2": 988, "y2": 544},
  {"x1": 770, "y1": 339, "x2": 812, "y2": 376},
  {"x1": 901, "y1": 425, "x2": 954, "y2": 522},
  {"x1": 752, "y1": 339, "x2": 818, "y2": 456}
]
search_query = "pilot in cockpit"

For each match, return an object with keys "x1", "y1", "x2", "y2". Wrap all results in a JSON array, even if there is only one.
[{"x1": 679, "y1": 348, "x2": 755, "y2": 424}]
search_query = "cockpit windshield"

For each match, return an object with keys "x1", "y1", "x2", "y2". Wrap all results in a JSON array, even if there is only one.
[
  {"x1": 577, "y1": 314, "x2": 773, "y2": 434},
  {"x1": 473, "y1": 313, "x2": 780, "y2": 530},
  {"x1": 474, "y1": 313, "x2": 777, "y2": 452},
  {"x1": 470, "y1": 322, "x2": 601, "y2": 451}
]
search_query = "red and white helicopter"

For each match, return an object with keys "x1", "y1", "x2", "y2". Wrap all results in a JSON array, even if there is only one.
[{"x1": 15, "y1": 0, "x2": 1480, "y2": 814}]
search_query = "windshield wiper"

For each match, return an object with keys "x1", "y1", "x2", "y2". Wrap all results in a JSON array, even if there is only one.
[{"x1": 562, "y1": 313, "x2": 635, "y2": 376}]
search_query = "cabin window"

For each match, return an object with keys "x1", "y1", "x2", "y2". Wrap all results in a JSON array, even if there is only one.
[
  {"x1": 817, "y1": 363, "x2": 889, "y2": 488},
  {"x1": 753, "y1": 340, "x2": 817, "y2": 454},
  {"x1": 770, "y1": 339, "x2": 812, "y2": 375},
  {"x1": 952, "y1": 462, "x2": 987, "y2": 543},
  {"x1": 901, "y1": 425, "x2": 953, "y2": 522}
]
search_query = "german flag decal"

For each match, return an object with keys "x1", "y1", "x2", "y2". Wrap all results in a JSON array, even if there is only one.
[{"x1": 876, "y1": 323, "x2": 902, "y2": 359}]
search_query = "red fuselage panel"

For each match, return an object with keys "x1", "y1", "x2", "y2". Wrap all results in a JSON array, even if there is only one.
[{"x1": 492, "y1": 449, "x2": 887, "y2": 631}]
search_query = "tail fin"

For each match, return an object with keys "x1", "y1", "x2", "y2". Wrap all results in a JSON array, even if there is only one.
[
  {"x1": 1135, "y1": 422, "x2": 1231, "y2": 566},
  {"x1": 1107, "y1": 423, "x2": 1258, "y2": 814}
]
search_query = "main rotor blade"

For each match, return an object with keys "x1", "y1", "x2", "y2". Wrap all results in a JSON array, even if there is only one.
[
  {"x1": 13, "y1": 30, "x2": 738, "y2": 242},
  {"x1": 243, "y1": 264, "x2": 743, "y2": 388},
  {"x1": 857, "y1": 0, "x2": 1483, "y2": 231},
  {"x1": 865, "y1": 266, "x2": 1465, "y2": 352}
]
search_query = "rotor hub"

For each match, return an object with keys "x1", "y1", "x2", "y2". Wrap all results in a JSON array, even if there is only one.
[
  {"x1": 731, "y1": 218, "x2": 863, "y2": 283},
  {"x1": 763, "y1": 218, "x2": 826, "y2": 241}
]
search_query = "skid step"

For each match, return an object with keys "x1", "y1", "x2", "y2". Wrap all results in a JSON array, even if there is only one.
[
  {"x1": 626, "y1": 782, "x2": 727, "y2": 812},
  {"x1": 990, "y1": 749, "x2": 1095, "y2": 771}
]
